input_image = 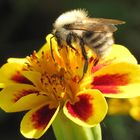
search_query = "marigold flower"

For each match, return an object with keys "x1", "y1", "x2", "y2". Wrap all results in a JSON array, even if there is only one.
[
  {"x1": 0, "y1": 34, "x2": 140, "y2": 139},
  {"x1": 91, "y1": 44, "x2": 140, "y2": 98},
  {"x1": 0, "y1": 34, "x2": 107, "y2": 139},
  {"x1": 108, "y1": 97, "x2": 140, "y2": 121}
]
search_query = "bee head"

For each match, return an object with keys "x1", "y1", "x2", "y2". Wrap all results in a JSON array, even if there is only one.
[{"x1": 53, "y1": 9, "x2": 88, "y2": 29}]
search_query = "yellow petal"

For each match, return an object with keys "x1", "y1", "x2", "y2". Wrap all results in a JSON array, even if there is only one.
[
  {"x1": 22, "y1": 71, "x2": 41, "y2": 88},
  {"x1": 79, "y1": 73, "x2": 94, "y2": 91},
  {"x1": 92, "y1": 44, "x2": 137, "y2": 73},
  {"x1": 128, "y1": 97, "x2": 140, "y2": 106},
  {"x1": 107, "y1": 99, "x2": 131, "y2": 115},
  {"x1": 0, "y1": 84, "x2": 47, "y2": 112},
  {"x1": 130, "y1": 107, "x2": 140, "y2": 121},
  {"x1": 93, "y1": 62, "x2": 140, "y2": 98},
  {"x1": 38, "y1": 34, "x2": 54, "y2": 55},
  {"x1": 103, "y1": 44, "x2": 137, "y2": 64},
  {"x1": 63, "y1": 89, "x2": 108, "y2": 127},
  {"x1": 7, "y1": 58, "x2": 27, "y2": 63},
  {"x1": 20, "y1": 103, "x2": 60, "y2": 139},
  {"x1": 0, "y1": 62, "x2": 30, "y2": 87}
]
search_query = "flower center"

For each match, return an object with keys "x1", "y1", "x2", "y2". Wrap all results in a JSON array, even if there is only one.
[
  {"x1": 39, "y1": 69, "x2": 66, "y2": 101},
  {"x1": 25, "y1": 50, "x2": 76, "y2": 107},
  {"x1": 25, "y1": 40, "x2": 95, "y2": 108}
]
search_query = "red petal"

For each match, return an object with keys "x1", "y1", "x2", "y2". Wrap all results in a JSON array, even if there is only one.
[
  {"x1": 31, "y1": 104, "x2": 57, "y2": 130},
  {"x1": 11, "y1": 71, "x2": 32, "y2": 84},
  {"x1": 93, "y1": 74, "x2": 129, "y2": 94},
  {"x1": 13, "y1": 89, "x2": 39, "y2": 102},
  {"x1": 66, "y1": 94, "x2": 93, "y2": 121},
  {"x1": 20, "y1": 104, "x2": 59, "y2": 138}
]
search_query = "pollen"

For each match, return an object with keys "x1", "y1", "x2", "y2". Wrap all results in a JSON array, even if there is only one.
[
  {"x1": 39, "y1": 72, "x2": 66, "y2": 101},
  {"x1": 25, "y1": 50, "x2": 73, "y2": 107}
]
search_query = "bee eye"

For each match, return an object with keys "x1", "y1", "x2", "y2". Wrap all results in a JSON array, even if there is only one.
[
  {"x1": 83, "y1": 31, "x2": 93, "y2": 38},
  {"x1": 63, "y1": 24, "x2": 71, "y2": 30},
  {"x1": 64, "y1": 24, "x2": 71, "y2": 29}
]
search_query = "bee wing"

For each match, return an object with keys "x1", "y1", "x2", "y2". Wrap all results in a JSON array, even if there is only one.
[
  {"x1": 65, "y1": 18, "x2": 125, "y2": 32},
  {"x1": 84, "y1": 18, "x2": 125, "y2": 25}
]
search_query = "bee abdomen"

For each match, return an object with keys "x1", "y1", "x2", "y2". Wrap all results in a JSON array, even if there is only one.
[{"x1": 83, "y1": 32, "x2": 114, "y2": 57}]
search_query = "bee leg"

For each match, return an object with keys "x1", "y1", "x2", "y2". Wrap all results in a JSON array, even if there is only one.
[
  {"x1": 50, "y1": 35, "x2": 56, "y2": 62},
  {"x1": 94, "y1": 57, "x2": 99, "y2": 66},
  {"x1": 66, "y1": 33, "x2": 78, "y2": 52},
  {"x1": 54, "y1": 31, "x2": 63, "y2": 48},
  {"x1": 79, "y1": 38, "x2": 88, "y2": 78}
]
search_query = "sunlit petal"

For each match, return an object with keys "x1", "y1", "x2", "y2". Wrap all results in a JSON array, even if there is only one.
[
  {"x1": 92, "y1": 63, "x2": 140, "y2": 98},
  {"x1": 92, "y1": 44, "x2": 137, "y2": 73},
  {"x1": 63, "y1": 90, "x2": 108, "y2": 127},
  {"x1": 0, "y1": 62, "x2": 30, "y2": 87},
  {"x1": 0, "y1": 84, "x2": 47, "y2": 112},
  {"x1": 22, "y1": 71, "x2": 41, "y2": 88},
  {"x1": 20, "y1": 104, "x2": 59, "y2": 139}
]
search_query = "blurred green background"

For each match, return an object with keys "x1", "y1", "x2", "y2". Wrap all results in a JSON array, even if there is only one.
[{"x1": 0, "y1": 0, "x2": 140, "y2": 140}]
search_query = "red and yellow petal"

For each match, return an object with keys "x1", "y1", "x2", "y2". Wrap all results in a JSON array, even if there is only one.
[
  {"x1": 0, "y1": 84, "x2": 47, "y2": 112},
  {"x1": 63, "y1": 89, "x2": 108, "y2": 127},
  {"x1": 92, "y1": 44, "x2": 137, "y2": 73},
  {"x1": 20, "y1": 103, "x2": 60, "y2": 139},
  {"x1": 92, "y1": 62, "x2": 140, "y2": 98},
  {"x1": 0, "y1": 62, "x2": 30, "y2": 88},
  {"x1": 22, "y1": 71, "x2": 42, "y2": 88}
]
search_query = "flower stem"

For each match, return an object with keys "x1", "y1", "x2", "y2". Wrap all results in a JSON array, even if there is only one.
[
  {"x1": 52, "y1": 110, "x2": 102, "y2": 140},
  {"x1": 91, "y1": 124, "x2": 102, "y2": 140}
]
